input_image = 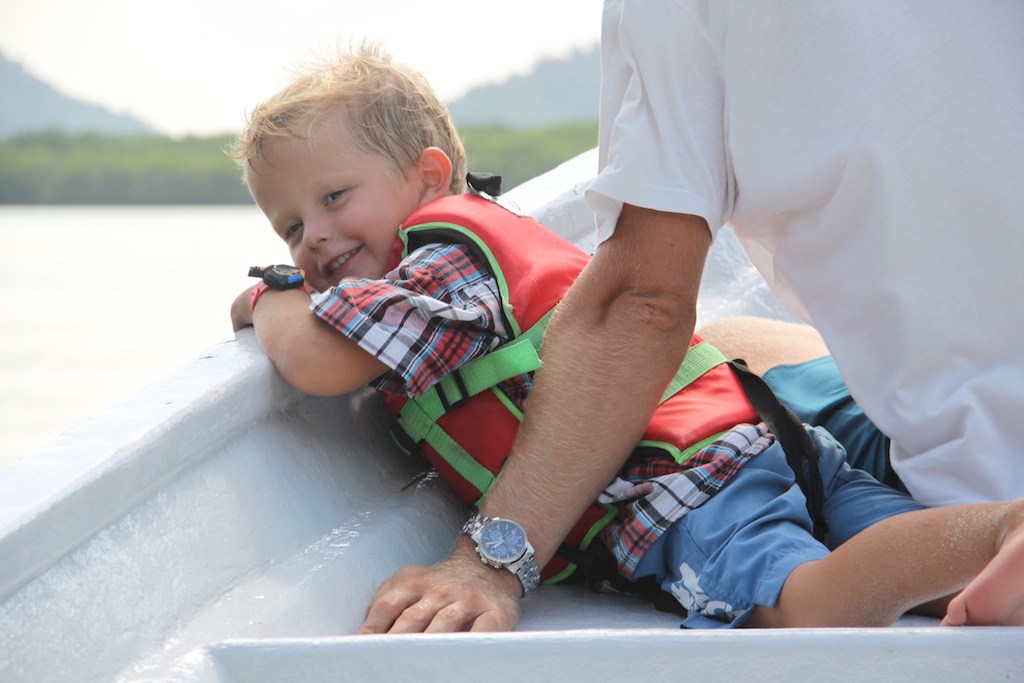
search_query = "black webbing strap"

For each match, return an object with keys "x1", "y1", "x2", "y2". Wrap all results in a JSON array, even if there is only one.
[{"x1": 729, "y1": 359, "x2": 830, "y2": 543}]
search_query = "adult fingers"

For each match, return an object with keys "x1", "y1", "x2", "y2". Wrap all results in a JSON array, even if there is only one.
[
  {"x1": 390, "y1": 594, "x2": 470, "y2": 634},
  {"x1": 359, "y1": 565, "x2": 433, "y2": 634},
  {"x1": 386, "y1": 579, "x2": 497, "y2": 633},
  {"x1": 467, "y1": 605, "x2": 519, "y2": 632},
  {"x1": 362, "y1": 574, "x2": 519, "y2": 634}
]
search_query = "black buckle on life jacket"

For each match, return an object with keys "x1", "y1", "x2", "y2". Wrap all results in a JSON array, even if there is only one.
[
  {"x1": 391, "y1": 421, "x2": 421, "y2": 455},
  {"x1": 437, "y1": 370, "x2": 471, "y2": 412}
]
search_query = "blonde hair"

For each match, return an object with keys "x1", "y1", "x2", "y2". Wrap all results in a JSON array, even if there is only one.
[{"x1": 230, "y1": 43, "x2": 466, "y2": 195}]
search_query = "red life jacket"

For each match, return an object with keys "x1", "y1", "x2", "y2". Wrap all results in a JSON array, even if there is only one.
[{"x1": 381, "y1": 194, "x2": 759, "y2": 583}]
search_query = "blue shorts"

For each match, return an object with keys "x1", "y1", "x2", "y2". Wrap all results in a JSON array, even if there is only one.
[
  {"x1": 763, "y1": 356, "x2": 904, "y2": 492},
  {"x1": 633, "y1": 425, "x2": 923, "y2": 628}
]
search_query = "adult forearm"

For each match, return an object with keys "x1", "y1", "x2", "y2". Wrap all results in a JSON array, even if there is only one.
[
  {"x1": 482, "y1": 206, "x2": 710, "y2": 568},
  {"x1": 484, "y1": 279, "x2": 695, "y2": 566}
]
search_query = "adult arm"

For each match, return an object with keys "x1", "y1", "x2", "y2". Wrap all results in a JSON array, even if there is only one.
[{"x1": 360, "y1": 205, "x2": 712, "y2": 633}]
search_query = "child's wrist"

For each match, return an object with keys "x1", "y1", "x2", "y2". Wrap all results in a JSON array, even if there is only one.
[
  {"x1": 249, "y1": 282, "x2": 271, "y2": 315},
  {"x1": 249, "y1": 282, "x2": 309, "y2": 315}
]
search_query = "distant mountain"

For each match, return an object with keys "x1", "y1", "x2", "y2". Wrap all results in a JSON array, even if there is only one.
[
  {"x1": 0, "y1": 54, "x2": 154, "y2": 139},
  {"x1": 0, "y1": 46, "x2": 597, "y2": 140},
  {"x1": 448, "y1": 46, "x2": 599, "y2": 128}
]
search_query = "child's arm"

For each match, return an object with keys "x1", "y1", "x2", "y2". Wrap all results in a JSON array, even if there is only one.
[
  {"x1": 232, "y1": 285, "x2": 388, "y2": 396},
  {"x1": 231, "y1": 242, "x2": 507, "y2": 400}
]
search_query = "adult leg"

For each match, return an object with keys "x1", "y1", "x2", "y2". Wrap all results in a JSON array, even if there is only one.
[{"x1": 697, "y1": 315, "x2": 828, "y2": 376}]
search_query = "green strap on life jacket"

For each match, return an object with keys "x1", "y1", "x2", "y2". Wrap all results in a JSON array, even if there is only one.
[
  {"x1": 392, "y1": 309, "x2": 554, "y2": 500},
  {"x1": 659, "y1": 339, "x2": 728, "y2": 403},
  {"x1": 393, "y1": 307, "x2": 729, "y2": 501}
]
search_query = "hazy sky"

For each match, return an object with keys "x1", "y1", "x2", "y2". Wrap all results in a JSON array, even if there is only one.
[{"x1": 0, "y1": 0, "x2": 602, "y2": 137}]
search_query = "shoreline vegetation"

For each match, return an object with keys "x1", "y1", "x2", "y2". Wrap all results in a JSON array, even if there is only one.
[{"x1": 0, "y1": 122, "x2": 597, "y2": 205}]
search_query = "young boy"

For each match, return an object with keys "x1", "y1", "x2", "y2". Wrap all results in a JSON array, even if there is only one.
[{"x1": 229, "y1": 45, "x2": 1024, "y2": 631}]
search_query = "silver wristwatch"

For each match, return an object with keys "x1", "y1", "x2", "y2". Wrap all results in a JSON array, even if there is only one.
[{"x1": 462, "y1": 513, "x2": 541, "y2": 594}]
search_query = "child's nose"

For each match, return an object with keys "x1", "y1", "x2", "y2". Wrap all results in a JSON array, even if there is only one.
[{"x1": 301, "y1": 216, "x2": 331, "y2": 249}]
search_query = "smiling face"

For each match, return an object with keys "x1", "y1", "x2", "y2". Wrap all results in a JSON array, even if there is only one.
[{"x1": 247, "y1": 106, "x2": 451, "y2": 292}]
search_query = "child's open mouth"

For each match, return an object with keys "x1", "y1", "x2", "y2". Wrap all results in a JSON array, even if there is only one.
[{"x1": 326, "y1": 246, "x2": 361, "y2": 277}]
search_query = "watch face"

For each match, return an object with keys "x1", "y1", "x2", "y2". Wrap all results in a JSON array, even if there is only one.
[{"x1": 477, "y1": 519, "x2": 527, "y2": 564}]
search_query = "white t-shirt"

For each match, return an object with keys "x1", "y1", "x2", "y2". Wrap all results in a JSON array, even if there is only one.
[{"x1": 587, "y1": 0, "x2": 1024, "y2": 506}]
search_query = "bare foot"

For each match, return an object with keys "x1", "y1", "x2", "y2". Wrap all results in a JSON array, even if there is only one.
[{"x1": 941, "y1": 503, "x2": 1024, "y2": 626}]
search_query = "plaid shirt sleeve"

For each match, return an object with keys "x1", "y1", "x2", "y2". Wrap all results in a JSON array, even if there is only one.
[{"x1": 309, "y1": 242, "x2": 510, "y2": 398}]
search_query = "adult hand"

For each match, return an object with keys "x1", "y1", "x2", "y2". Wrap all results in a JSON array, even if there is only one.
[{"x1": 360, "y1": 539, "x2": 522, "y2": 634}]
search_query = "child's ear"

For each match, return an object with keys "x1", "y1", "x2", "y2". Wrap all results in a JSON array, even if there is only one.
[{"x1": 414, "y1": 147, "x2": 453, "y2": 204}]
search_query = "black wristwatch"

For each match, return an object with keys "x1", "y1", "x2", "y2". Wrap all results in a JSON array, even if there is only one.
[
  {"x1": 248, "y1": 264, "x2": 305, "y2": 290},
  {"x1": 463, "y1": 514, "x2": 541, "y2": 594}
]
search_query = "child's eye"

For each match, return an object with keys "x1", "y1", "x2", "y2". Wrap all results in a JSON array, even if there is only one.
[
  {"x1": 283, "y1": 222, "x2": 302, "y2": 240},
  {"x1": 325, "y1": 189, "x2": 346, "y2": 205}
]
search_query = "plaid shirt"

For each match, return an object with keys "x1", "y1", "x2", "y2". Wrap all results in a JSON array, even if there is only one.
[
  {"x1": 311, "y1": 243, "x2": 520, "y2": 400},
  {"x1": 311, "y1": 240, "x2": 762, "y2": 580}
]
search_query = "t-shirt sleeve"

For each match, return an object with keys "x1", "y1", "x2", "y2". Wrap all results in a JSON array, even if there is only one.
[
  {"x1": 586, "y1": 0, "x2": 731, "y2": 244},
  {"x1": 309, "y1": 243, "x2": 510, "y2": 398}
]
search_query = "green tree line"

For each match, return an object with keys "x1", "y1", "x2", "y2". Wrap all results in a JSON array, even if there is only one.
[{"x1": 0, "y1": 122, "x2": 597, "y2": 205}]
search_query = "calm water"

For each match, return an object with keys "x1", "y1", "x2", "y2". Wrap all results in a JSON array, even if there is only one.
[{"x1": 0, "y1": 205, "x2": 291, "y2": 467}]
